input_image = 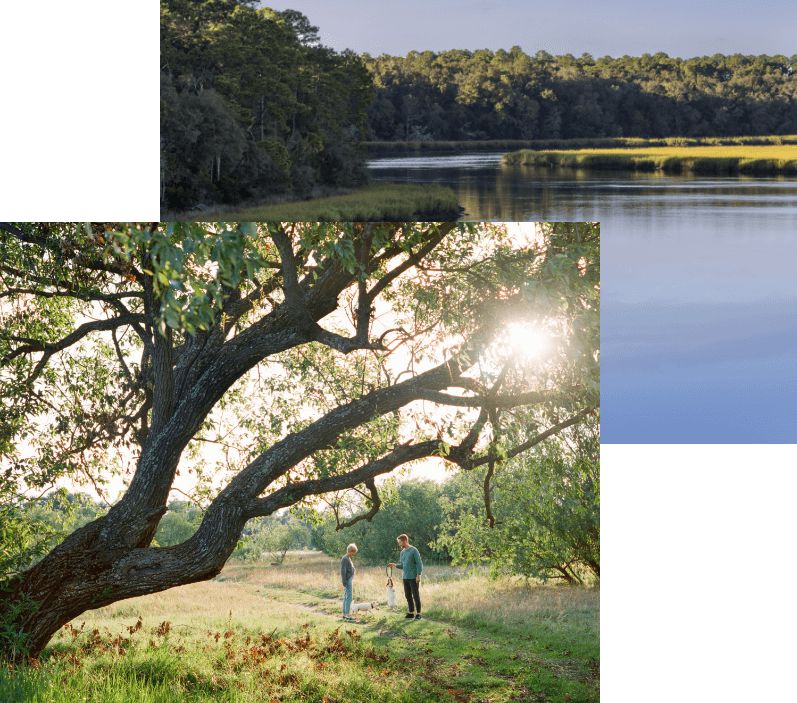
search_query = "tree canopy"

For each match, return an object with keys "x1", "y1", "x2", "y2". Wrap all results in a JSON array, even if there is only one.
[
  {"x1": 435, "y1": 415, "x2": 599, "y2": 584},
  {"x1": 161, "y1": 2, "x2": 374, "y2": 211},
  {"x1": 0, "y1": 221, "x2": 598, "y2": 660},
  {"x1": 363, "y1": 50, "x2": 797, "y2": 141}
]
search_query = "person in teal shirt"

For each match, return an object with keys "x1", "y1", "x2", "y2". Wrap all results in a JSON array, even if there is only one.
[{"x1": 388, "y1": 533, "x2": 423, "y2": 620}]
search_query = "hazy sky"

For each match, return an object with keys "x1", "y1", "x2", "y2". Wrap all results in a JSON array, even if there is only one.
[{"x1": 259, "y1": 0, "x2": 794, "y2": 59}]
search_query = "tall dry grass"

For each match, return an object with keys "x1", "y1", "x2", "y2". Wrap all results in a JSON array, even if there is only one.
[
  {"x1": 1, "y1": 553, "x2": 599, "y2": 702},
  {"x1": 221, "y1": 551, "x2": 599, "y2": 635},
  {"x1": 517, "y1": 144, "x2": 797, "y2": 159},
  {"x1": 55, "y1": 550, "x2": 599, "y2": 658},
  {"x1": 6, "y1": 571, "x2": 410, "y2": 703}
]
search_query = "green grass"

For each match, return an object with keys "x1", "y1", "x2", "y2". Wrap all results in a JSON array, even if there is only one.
[
  {"x1": 502, "y1": 144, "x2": 797, "y2": 174},
  {"x1": 1, "y1": 553, "x2": 599, "y2": 702},
  {"x1": 179, "y1": 184, "x2": 463, "y2": 222}
]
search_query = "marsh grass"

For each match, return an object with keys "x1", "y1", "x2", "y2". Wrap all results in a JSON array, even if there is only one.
[
  {"x1": 502, "y1": 144, "x2": 797, "y2": 174},
  {"x1": 172, "y1": 184, "x2": 462, "y2": 223},
  {"x1": 365, "y1": 134, "x2": 797, "y2": 155},
  {"x1": 1, "y1": 552, "x2": 599, "y2": 702}
]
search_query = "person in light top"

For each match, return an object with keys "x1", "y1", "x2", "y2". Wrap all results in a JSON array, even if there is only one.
[{"x1": 340, "y1": 543, "x2": 357, "y2": 622}]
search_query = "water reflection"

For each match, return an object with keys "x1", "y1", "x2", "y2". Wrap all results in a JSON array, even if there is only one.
[
  {"x1": 602, "y1": 191, "x2": 797, "y2": 443},
  {"x1": 368, "y1": 152, "x2": 797, "y2": 442},
  {"x1": 367, "y1": 151, "x2": 797, "y2": 221},
  {"x1": 368, "y1": 152, "x2": 505, "y2": 170}
]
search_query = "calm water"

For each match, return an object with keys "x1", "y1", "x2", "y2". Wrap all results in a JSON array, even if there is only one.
[{"x1": 368, "y1": 152, "x2": 797, "y2": 442}]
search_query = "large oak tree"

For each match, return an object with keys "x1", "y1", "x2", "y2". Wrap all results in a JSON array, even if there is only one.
[{"x1": 0, "y1": 221, "x2": 599, "y2": 660}]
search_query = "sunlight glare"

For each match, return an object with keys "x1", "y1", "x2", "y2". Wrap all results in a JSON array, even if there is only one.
[{"x1": 508, "y1": 323, "x2": 549, "y2": 358}]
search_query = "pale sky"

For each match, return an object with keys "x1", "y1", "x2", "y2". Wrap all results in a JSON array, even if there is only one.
[
  {"x1": 37, "y1": 223, "x2": 540, "y2": 504},
  {"x1": 259, "y1": 0, "x2": 794, "y2": 59}
]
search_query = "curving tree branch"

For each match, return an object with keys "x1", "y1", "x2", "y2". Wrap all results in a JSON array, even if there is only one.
[
  {"x1": 0, "y1": 313, "x2": 147, "y2": 383},
  {"x1": 334, "y1": 478, "x2": 382, "y2": 531},
  {"x1": 459, "y1": 406, "x2": 597, "y2": 471}
]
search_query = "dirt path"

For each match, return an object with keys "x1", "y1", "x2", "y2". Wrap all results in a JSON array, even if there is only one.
[{"x1": 286, "y1": 599, "x2": 394, "y2": 623}]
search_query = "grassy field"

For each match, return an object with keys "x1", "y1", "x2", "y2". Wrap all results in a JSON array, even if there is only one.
[
  {"x1": 1, "y1": 552, "x2": 599, "y2": 702},
  {"x1": 173, "y1": 184, "x2": 463, "y2": 222},
  {"x1": 502, "y1": 144, "x2": 797, "y2": 174}
]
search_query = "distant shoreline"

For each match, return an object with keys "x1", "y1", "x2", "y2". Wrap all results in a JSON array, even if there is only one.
[
  {"x1": 502, "y1": 144, "x2": 797, "y2": 175},
  {"x1": 364, "y1": 134, "x2": 797, "y2": 157}
]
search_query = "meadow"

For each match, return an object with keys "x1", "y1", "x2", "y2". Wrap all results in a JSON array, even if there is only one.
[
  {"x1": 502, "y1": 143, "x2": 797, "y2": 174},
  {"x1": 173, "y1": 184, "x2": 463, "y2": 223},
  {"x1": 0, "y1": 552, "x2": 599, "y2": 702}
]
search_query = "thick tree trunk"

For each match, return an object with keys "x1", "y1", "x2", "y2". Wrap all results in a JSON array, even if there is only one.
[{"x1": 1, "y1": 495, "x2": 247, "y2": 661}]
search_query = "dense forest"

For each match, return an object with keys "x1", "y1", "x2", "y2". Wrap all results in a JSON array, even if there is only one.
[
  {"x1": 160, "y1": 0, "x2": 795, "y2": 211},
  {"x1": 364, "y1": 49, "x2": 797, "y2": 142},
  {"x1": 161, "y1": 0, "x2": 373, "y2": 211}
]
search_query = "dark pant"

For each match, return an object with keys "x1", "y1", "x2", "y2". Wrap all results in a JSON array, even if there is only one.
[{"x1": 403, "y1": 578, "x2": 421, "y2": 613}]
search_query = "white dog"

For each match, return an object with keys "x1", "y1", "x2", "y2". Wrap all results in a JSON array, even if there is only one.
[{"x1": 350, "y1": 601, "x2": 379, "y2": 616}]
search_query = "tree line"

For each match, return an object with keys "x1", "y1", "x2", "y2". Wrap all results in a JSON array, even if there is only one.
[
  {"x1": 363, "y1": 49, "x2": 797, "y2": 142},
  {"x1": 312, "y1": 416, "x2": 599, "y2": 585},
  {"x1": 8, "y1": 416, "x2": 599, "y2": 587}
]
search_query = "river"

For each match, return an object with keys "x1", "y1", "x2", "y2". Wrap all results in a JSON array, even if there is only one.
[{"x1": 368, "y1": 151, "x2": 797, "y2": 443}]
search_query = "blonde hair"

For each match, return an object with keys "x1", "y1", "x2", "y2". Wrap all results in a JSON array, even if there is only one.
[{"x1": 346, "y1": 543, "x2": 358, "y2": 554}]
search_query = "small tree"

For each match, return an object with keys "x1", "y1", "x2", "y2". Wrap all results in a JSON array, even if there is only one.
[
  {"x1": 312, "y1": 479, "x2": 450, "y2": 564},
  {"x1": 436, "y1": 416, "x2": 600, "y2": 584},
  {"x1": 238, "y1": 515, "x2": 311, "y2": 564},
  {"x1": 265, "y1": 523, "x2": 311, "y2": 565}
]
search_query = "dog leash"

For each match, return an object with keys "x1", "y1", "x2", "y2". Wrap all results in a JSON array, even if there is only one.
[{"x1": 385, "y1": 564, "x2": 397, "y2": 608}]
